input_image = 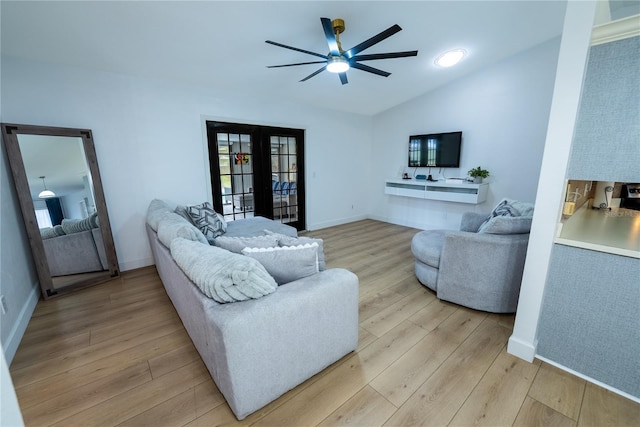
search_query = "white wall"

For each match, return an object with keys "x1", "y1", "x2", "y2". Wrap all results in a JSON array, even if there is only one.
[
  {"x1": 0, "y1": 141, "x2": 40, "y2": 362},
  {"x1": 1, "y1": 56, "x2": 373, "y2": 272},
  {"x1": 60, "y1": 190, "x2": 86, "y2": 219},
  {"x1": 369, "y1": 38, "x2": 561, "y2": 231},
  {"x1": 0, "y1": 346, "x2": 24, "y2": 426}
]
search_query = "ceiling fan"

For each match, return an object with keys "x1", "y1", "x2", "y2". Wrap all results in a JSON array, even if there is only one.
[{"x1": 265, "y1": 18, "x2": 418, "y2": 85}]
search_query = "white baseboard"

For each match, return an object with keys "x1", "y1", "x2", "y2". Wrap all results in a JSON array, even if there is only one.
[
  {"x1": 507, "y1": 335, "x2": 537, "y2": 362},
  {"x1": 3, "y1": 282, "x2": 39, "y2": 364},
  {"x1": 307, "y1": 214, "x2": 368, "y2": 231},
  {"x1": 368, "y1": 214, "x2": 443, "y2": 231},
  {"x1": 119, "y1": 257, "x2": 154, "y2": 272}
]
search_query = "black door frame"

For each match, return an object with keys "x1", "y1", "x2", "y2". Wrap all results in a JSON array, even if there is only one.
[{"x1": 205, "y1": 121, "x2": 306, "y2": 231}]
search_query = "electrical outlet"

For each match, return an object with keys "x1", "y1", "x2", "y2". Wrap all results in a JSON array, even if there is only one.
[{"x1": 0, "y1": 295, "x2": 7, "y2": 315}]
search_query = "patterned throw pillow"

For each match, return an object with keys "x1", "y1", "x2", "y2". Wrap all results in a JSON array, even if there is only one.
[{"x1": 186, "y1": 202, "x2": 227, "y2": 244}]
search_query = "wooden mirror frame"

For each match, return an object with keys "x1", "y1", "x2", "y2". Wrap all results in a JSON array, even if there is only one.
[{"x1": 1, "y1": 123, "x2": 119, "y2": 298}]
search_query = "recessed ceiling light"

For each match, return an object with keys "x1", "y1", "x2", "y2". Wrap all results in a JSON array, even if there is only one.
[{"x1": 435, "y1": 49, "x2": 466, "y2": 67}]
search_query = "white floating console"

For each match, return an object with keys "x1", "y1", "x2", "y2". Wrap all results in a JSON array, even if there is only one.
[{"x1": 385, "y1": 178, "x2": 488, "y2": 204}]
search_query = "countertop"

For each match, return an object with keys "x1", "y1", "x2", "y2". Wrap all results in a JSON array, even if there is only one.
[{"x1": 555, "y1": 206, "x2": 640, "y2": 258}]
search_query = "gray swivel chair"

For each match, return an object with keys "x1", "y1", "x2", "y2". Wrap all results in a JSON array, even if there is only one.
[{"x1": 411, "y1": 210, "x2": 532, "y2": 313}]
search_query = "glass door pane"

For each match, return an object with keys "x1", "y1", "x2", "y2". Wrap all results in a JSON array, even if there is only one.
[
  {"x1": 218, "y1": 132, "x2": 254, "y2": 221},
  {"x1": 271, "y1": 135, "x2": 298, "y2": 224}
]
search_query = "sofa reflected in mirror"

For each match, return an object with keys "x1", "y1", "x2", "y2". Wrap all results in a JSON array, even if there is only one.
[{"x1": 1, "y1": 123, "x2": 119, "y2": 298}]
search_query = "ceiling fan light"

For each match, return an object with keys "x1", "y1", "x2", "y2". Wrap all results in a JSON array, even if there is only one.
[
  {"x1": 435, "y1": 49, "x2": 466, "y2": 67},
  {"x1": 326, "y1": 56, "x2": 349, "y2": 73}
]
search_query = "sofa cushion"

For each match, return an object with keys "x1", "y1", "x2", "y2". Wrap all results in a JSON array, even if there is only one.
[
  {"x1": 215, "y1": 235, "x2": 279, "y2": 254},
  {"x1": 242, "y1": 243, "x2": 319, "y2": 285},
  {"x1": 170, "y1": 237, "x2": 277, "y2": 303},
  {"x1": 157, "y1": 212, "x2": 209, "y2": 247},
  {"x1": 477, "y1": 216, "x2": 533, "y2": 234},
  {"x1": 264, "y1": 230, "x2": 326, "y2": 271},
  {"x1": 186, "y1": 202, "x2": 227, "y2": 244},
  {"x1": 224, "y1": 217, "x2": 297, "y2": 238}
]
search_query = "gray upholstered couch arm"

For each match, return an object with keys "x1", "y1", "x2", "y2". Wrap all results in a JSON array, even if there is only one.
[
  {"x1": 437, "y1": 231, "x2": 529, "y2": 313},
  {"x1": 460, "y1": 212, "x2": 489, "y2": 232},
  {"x1": 205, "y1": 269, "x2": 359, "y2": 418}
]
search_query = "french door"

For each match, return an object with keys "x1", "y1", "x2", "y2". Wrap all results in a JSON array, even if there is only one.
[{"x1": 206, "y1": 121, "x2": 305, "y2": 231}]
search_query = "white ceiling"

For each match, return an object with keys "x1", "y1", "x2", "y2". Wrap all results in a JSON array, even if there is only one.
[{"x1": 1, "y1": 0, "x2": 569, "y2": 116}]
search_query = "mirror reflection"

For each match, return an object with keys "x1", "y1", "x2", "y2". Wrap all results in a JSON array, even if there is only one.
[
  {"x1": 18, "y1": 134, "x2": 109, "y2": 289},
  {"x1": 1, "y1": 123, "x2": 119, "y2": 298}
]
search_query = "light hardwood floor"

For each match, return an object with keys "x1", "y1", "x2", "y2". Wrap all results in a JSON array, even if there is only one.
[{"x1": 10, "y1": 219, "x2": 639, "y2": 426}]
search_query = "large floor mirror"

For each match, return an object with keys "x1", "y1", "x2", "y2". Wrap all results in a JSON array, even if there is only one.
[{"x1": 1, "y1": 123, "x2": 119, "y2": 298}]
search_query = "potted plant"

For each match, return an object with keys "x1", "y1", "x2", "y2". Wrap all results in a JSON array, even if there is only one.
[{"x1": 468, "y1": 166, "x2": 490, "y2": 183}]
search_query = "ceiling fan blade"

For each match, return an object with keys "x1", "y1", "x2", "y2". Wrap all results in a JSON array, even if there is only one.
[
  {"x1": 321, "y1": 17, "x2": 340, "y2": 56},
  {"x1": 350, "y1": 62, "x2": 391, "y2": 77},
  {"x1": 265, "y1": 40, "x2": 328, "y2": 60},
  {"x1": 300, "y1": 66, "x2": 327, "y2": 82},
  {"x1": 267, "y1": 60, "x2": 327, "y2": 68},
  {"x1": 344, "y1": 24, "x2": 402, "y2": 58},
  {"x1": 339, "y1": 72, "x2": 348, "y2": 85},
  {"x1": 351, "y1": 50, "x2": 418, "y2": 61}
]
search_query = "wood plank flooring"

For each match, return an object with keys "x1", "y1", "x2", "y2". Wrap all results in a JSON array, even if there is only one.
[{"x1": 10, "y1": 219, "x2": 640, "y2": 426}]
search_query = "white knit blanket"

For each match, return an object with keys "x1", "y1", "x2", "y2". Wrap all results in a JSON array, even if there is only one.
[{"x1": 170, "y1": 238, "x2": 277, "y2": 303}]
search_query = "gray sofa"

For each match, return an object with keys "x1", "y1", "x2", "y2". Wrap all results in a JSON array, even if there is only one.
[
  {"x1": 41, "y1": 226, "x2": 108, "y2": 276},
  {"x1": 412, "y1": 211, "x2": 531, "y2": 313},
  {"x1": 146, "y1": 200, "x2": 359, "y2": 420}
]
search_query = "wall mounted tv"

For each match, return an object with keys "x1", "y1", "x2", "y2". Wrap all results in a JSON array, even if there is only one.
[{"x1": 408, "y1": 131, "x2": 462, "y2": 168}]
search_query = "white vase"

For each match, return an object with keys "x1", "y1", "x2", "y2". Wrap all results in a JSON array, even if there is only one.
[{"x1": 473, "y1": 177, "x2": 483, "y2": 184}]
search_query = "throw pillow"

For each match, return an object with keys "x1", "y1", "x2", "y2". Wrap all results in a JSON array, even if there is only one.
[
  {"x1": 157, "y1": 212, "x2": 209, "y2": 247},
  {"x1": 88, "y1": 212, "x2": 99, "y2": 228},
  {"x1": 477, "y1": 216, "x2": 533, "y2": 234},
  {"x1": 264, "y1": 230, "x2": 326, "y2": 270},
  {"x1": 40, "y1": 227, "x2": 58, "y2": 240},
  {"x1": 174, "y1": 205, "x2": 196, "y2": 225},
  {"x1": 215, "y1": 235, "x2": 279, "y2": 254},
  {"x1": 53, "y1": 224, "x2": 66, "y2": 236},
  {"x1": 61, "y1": 215, "x2": 95, "y2": 234},
  {"x1": 489, "y1": 198, "x2": 535, "y2": 218},
  {"x1": 478, "y1": 198, "x2": 535, "y2": 233},
  {"x1": 242, "y1": 243, "x2": 319, "y2": 285},
  {"x1": 147, "y1": 199, "x2": 172, "y2": 231},
  {"x1": 170, "y1": 237, "x2": 277, "y2": 304},
  {"x1": 186, "y1": 202, "x2": 227, "y2": 244}
]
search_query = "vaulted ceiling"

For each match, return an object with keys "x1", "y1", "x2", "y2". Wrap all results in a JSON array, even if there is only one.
[{"x1": 1, "y1": 1, "x2": 569, "y2": 115}]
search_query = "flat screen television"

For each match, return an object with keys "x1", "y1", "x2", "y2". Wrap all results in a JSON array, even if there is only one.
[{"x1": 408, "y1": 131, "x2": 462, "y2": 168}]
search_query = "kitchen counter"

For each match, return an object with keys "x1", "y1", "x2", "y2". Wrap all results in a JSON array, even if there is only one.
[{"x1": 555, "y1": 206, "x2": 640, "y2": 258}]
